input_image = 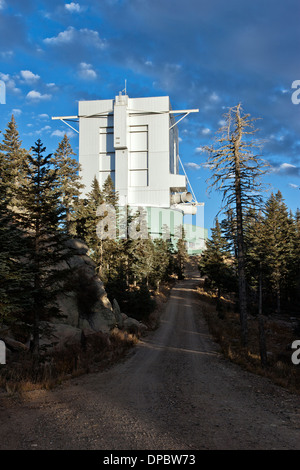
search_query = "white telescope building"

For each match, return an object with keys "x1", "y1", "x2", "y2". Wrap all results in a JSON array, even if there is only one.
[{"x1": 53, "y1": 92, "x2": 207, "y2": 254}]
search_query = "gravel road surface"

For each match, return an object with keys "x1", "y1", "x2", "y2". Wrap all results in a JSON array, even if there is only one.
[{"x1": 0, "y1": 268, "x2": 300, "y2": 450}]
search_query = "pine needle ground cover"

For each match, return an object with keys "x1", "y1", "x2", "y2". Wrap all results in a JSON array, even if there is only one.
[{"x1": 197, "y1": 286, "x2": 300, "y2": 394}]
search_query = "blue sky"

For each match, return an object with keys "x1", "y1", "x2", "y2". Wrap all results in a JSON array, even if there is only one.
[{"x1": 0, "y1": 0, "x2": 300, "y2": 236}]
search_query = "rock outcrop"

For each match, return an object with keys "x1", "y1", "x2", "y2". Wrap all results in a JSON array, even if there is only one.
[
  {"x1": 55, "y1": 238, "x2": 117, "y2": 334},
  {"x1": 45, "y1": 239, "x2": 147, "y2": 351},
  {"x1": 0, "y1": 238, "x2": 147, "y2": 355}
]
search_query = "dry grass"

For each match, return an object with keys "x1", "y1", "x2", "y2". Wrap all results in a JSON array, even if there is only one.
[
  {"x1": 197, "y1": 286, "x2": 300, "y2": 395},
  {"x1": 0, "y1": 328, "x2": 138, "y2": 395}
]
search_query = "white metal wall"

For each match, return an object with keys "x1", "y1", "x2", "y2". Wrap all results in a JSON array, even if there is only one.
[{"x1": 78, "y1": 95, "x2": 187, "y2": 208}]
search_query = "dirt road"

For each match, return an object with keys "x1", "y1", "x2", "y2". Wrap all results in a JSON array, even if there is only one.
[{"x1": 0, "y1": 268, "x2": 300, "y2": 450}]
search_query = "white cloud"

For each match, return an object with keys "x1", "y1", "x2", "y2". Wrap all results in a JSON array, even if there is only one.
[
  {"x1": 0, "y1": 0, "x2": 6, "y2": 10},
  {"x1": 12, "y1": 108, "x2": 22, "y2": 116},
  {"x1": 65, "y1": 2, "x2": 82, "y2": 12},
  {"x1": 209, "y1": 92, "x2": 220, "y2": 102},
  {"x1": 271, "y1": 162, "x2": 299, "y2": 176},
  {"x1": 0, "y1": 73, "x2": 10, "y2": 82},
  {"x1": 195, "y1": 146, "x2": 204, "y2": 153},
  {"x1": 44, "y1": 28, "x2": 75, "y2": 45},
  {"x1": 20, "y1": 70, "x2": 40, "y2": 82},
  {"x1": 78, "y1": 62, "x2": 97, "y2": 80},
  {"x1": 0, "y1": 50, "x2": 13, "y2": 59},
  {"x1": 36, "y1": 125, "x2": 51, "y2": 134},
  {"x1": 51, "y1": 129, "x2": 76, "y2": 138},
  {"x1": 289, "y1": 183, "x2": 299, "y2": 189},
  {"x1": 38, "y1": 113, "x2": 49, "y2": 119},
  {"x1": 26, "y1": 90, "x2": 51, "y2": 101},
  {"x1": 280, "y1": 163, "x2": 296, "y2": 170},
  {"x1": 0, "y1": 73, "x2": 21, "y2": 94},
  {"x1": 185, "y1": 162, "x2": 201, "y2": 170},
  {"x1": 44, "y1": 26, "x2": 106, "y2": 49}
]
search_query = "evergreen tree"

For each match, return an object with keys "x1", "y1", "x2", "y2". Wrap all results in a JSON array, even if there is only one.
[
  {"x1": 291, "y1": 208, "x2": 300, "y2": 307},
  {"x1": 74, "y1": 175, "x2": 121, "y2": 279},
  {"x1": 174, "y1": 232, "x2": 189, "y2": 280},
  {"x1": 199, "y1": 218, "x2": 236, "y2": 313},
  {"x1": 262, "y1": 191, "x2": 294, "y2": 314},
  {"x1": 74, "y1": 176, "x2": 104, "y2": 249},
  {"x1": 243, "y1": 208, "x2": 268, "y2": 366},
  {"x1": 51, "y1": 134, "x2": 83, "y2": 235},
  {"x1": 0, "y1": 117, "x2": 29, "y2": 324},
  {"x1": 0, "y1": 171, "x2": 26, "y2": 324},
  {"x1": 220, "y1": 208, "x2": 237, "y2": 258},
  {"x1": 99, "y1": 175, "x2": 120, "y2": 280},
  {"x1": 0, "y1": 114, "x2": 27, "y2": 207},
  {"x1": 102, "y1": 174, "x2": 118, "y2": 209},
  {"x1": 16, "y1": 139, "x2": 70, "y2": 356},
  {"x1": 150, "y1": 239, "x2": 173, "y2": 290},
  {"x1": 125, "y1": 237, "x2": 154, "y2": 286}
]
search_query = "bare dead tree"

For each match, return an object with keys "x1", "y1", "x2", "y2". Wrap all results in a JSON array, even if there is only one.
[{"x1": 204, "y1": 103, "x2": 269, "y2": 346}]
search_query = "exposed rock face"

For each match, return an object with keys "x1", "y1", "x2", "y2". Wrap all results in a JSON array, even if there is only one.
[
  {"x1": 122, "y1": 316, "x2": 148, "y2": 337},
  {"x1": 55, "y1": 239, "x2": 116, "y2": 334},
  {"x1": 0, "y1": 239, "x2": 147, "y2": 354},
  {"x1": 39, "y1": 322, "x2": 83, "y2": 353},
  {"x1": 49, "y1": 239, "x2": 147, "y2": 350},
  {"x1": 113, "y1": 299, "x2": 124, "y2": 329}
]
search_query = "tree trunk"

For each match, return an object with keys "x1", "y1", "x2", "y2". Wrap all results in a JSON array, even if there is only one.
[
  {"x1": 32, "y1": 219, "x2": 41, "y2": 358},
  {"x1": 276, "y1": 282, "x2": 281, "y2": 314},
  {"x1": 258, "y1": 266, "x2": 267, "y2": 367},
  {"x1": 234, "y1": 105, "x2": 248, "y2": 346},
  {"x1": 32, "y1": 271, "x2": 40, "y2": 358}
]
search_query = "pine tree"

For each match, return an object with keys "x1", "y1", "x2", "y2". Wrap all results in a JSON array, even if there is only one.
[
  {"x1": 0, "y1": 117, "x2": 29, "y2": 324},
  {"x1": 74, "y1": 176, "x2": 104, "y2": 249},
  {"x1": 125, "y1": 238, "x2": 154, "y2": 286},
  {"x1": 51, "y1": 134, "x2": 83, "y2": 235},
  {"x1": 205, "y1": 103, "x2": 269, "y2": 345},
  {"x1": 174, "y1": 231, "x2": 189, "y2": 280},
  {"x1": 150, "y1": 239, "x2": 172, "y2": 291},
  {"x1": 102, "y1": 174, "x2": 118, "y2": 209},
  {"x1": 0, "y1": 172, "x2": 25, "y2": 324},
  {"x1": 0, "y1": 114, "x2": 27, "y2": 207},
  {"x1": 243, "y1": 208, "x2": 268, "y2": 366},
  {"x1": 74, "y1": 175, "x2": 121, "y2": 280},
  {"x1": 99, "y1": 175, "x2": 120, "y2": 280},
  {"x1": 291, "y1": 208, "x2": 300, "y2": 307},
  {"x1": 220, "y1": 208, "x2": 237, "y2": 258},
  {"x1": 199, "y1": 218, "x2": 235, "y2": 313},
  {"x1": 16, "y1": 139, "x2": 70, "y2": 356},
  {"x1": 262, "y1": 191, "x2": 294, "y2": 314}
]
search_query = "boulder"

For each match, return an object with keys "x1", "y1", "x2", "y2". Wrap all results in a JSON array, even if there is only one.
[
  {"x1": 113, "y1": 298, "x2": 124, "y2": 328},
  {"x1": 39, "y1": 322, "x2": 82, "y2": 353},
  {"x1": 1, "y1": 336, "x2": 29, "y2": 352},
  {"x1": 123, "y1": 317, "x2": 147, "y2": 337},
  {"x1": 55, "y1": 238, "x2": 116, "y2": 334},
  {"x1": 64, "y1": 238, "x2": 89, "y2": 255},
  {"x1": 80, "y1": 301, "x2": 117, "y2": 334}
]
